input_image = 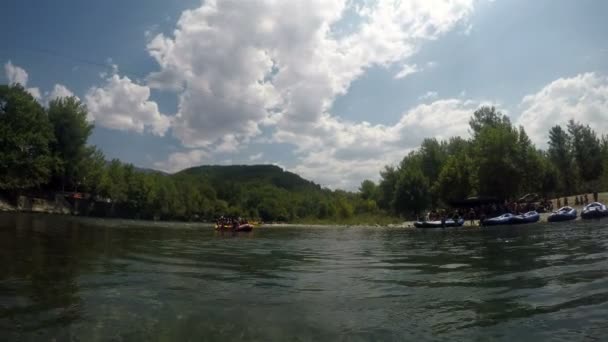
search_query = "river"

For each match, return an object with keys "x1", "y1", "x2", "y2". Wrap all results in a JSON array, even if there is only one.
[{"x1": 1, "y1": 213, "x2": 607, "y2": 341}]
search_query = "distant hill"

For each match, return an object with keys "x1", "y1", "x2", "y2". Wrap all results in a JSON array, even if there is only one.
[{"x1": 176, "y1": 164, "x2": 322, "y2": 191}]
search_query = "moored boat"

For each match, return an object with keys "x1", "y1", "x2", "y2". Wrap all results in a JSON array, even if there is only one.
[
  {"x1": 482, "y1": 211, "x2": 540, "y2": 226},
  {"x1": 548, "y1": 206, "x2": 577, "y2": 222},
  {"x1": 511, "y1": 211, "x2": 540, "y2": 224},
  {"x1": 482, "y1": 213, "x2": 514, "y2": 226},
  {"x1": 414, "y1": 218, "x2": 465, "y2": 228},
  {"x1": 581, "y1": 202, "x2": 608, "y2": 219}
]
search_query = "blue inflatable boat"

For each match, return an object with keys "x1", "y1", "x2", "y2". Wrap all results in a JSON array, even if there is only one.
[
  {"x1": 548, "y1": 206, "x2": 577, "y2": 222},
  {"x1": 511, "y1": 211, "x2": 540, "y2": 224},
  {"x1": 482, "y1": 211, "x2": 540, "y2": 226},
  {"x1": 414, "y1": 218, "x2": 465, "y2": 228},
  {"x1": 482, "y1": 213, "x2": 514, "y2": 226},
  {"x1": 581, "y1": 202, "x2": 608, "y2": 219}
]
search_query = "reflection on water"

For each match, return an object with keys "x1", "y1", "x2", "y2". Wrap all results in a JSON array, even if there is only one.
[{"x1": 1, "y1": 213, "x2": 608, "y2": 341}]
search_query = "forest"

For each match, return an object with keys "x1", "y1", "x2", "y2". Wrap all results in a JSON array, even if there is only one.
[{"x1": 1, "y1": 83, "x2": 607, "y2": 222}]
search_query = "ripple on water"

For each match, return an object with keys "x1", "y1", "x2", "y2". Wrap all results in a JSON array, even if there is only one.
[{"x1": 1, "y1": 216, "x2": 608, "y2": 341}]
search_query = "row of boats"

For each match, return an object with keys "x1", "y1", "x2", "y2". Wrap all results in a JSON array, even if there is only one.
[{"x1": 414, "y1": 202, "x2": 608, "y2": 228}]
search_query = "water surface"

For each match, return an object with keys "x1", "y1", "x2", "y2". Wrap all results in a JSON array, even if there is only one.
[{"x1": 1, "y1": 213, "x2": 607, "y2": 341}]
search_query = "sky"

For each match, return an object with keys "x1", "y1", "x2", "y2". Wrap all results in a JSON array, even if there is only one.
[{"x1": 1, "y1": 0, "x2": 607, "y2": 190}]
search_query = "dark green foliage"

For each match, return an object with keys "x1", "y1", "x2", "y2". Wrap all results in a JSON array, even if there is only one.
[
  {"x1": 1, "y1": 81, "x2": 606, "y2": 223},
  {"x1": 377, "y1": 106, "x2": 607, "y2": 218},
  {"x1": 0, "y1": 85, "x2": 54, "y2": 190},
  {"x1": 48, "y1": 97, "x2": 94, "y2": 190}
]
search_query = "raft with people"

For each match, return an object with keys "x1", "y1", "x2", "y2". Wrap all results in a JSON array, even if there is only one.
[{"x1": 214, "y1": 217, "x2": 255, "y2": 232}]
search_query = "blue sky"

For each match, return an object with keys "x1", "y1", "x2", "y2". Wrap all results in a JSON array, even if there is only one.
[{"x1": 2, "y1": 0, "x2": 607, "y2": 189}]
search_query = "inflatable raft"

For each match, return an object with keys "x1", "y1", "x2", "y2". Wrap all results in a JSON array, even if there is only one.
[
  {"x1": 548, "y1": 206, "x2": 577, "y2": 222},
  {"x1": 482, "y1": 211, "x2": 540, "y2": 226},
  {"x1": 414, "y1": 218, "x2": 465, "y2": 228},
  {"x1": 581, "y1": 202, "x2": 608, "y2": 219}
]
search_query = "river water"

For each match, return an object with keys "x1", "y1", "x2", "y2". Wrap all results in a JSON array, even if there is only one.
[{"x1": 1, "y1": 213, "x2": 607, "y2": 341}]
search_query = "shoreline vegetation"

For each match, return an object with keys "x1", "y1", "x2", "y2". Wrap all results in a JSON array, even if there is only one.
[{"x1": 1, "y1": 84, "x2": 608, "y2": 225}]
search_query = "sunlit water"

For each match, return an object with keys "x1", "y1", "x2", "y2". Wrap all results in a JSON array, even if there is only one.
[{"x1": 1, "y1": 213, "x2": 607, "y2": 341}]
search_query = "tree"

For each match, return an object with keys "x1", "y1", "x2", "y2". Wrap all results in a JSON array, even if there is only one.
[
  {"x1": 437, "y1": 154, "x2": 475, "y2": 203},
  {"x1": 358, "y1": 179, "x2": 378, "y2": 201},
  {"x1": 547, "y1": 125, "x2": 575, "y2": 194},
  {"x1": 377, "y1": 166, "x2": 398, "y2": 211},
  {"x1": 568, "y1": 120, "x2": 603, "y2": 189},
  {"x1": 393, "y1": 167, "x2": 431, "y2": 217},
  {"x1": 48, "y1": 97, "x2": 94, "y2": 191},
  {"x1": 0, "y1": 84, "x2": 54, "y2": 190},
  {"x1": 474, "y1": 125, "x2": 520, "y2": 200},
  {"x1": 469, "y1": 106, "x2": 511, "y2": 137}
]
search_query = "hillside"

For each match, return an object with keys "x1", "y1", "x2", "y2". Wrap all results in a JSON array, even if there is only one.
[{"x1": 176, "y1": 164, "x2": 322, "y2": 192}]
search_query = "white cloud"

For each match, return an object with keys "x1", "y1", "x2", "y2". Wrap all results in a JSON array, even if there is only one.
[
  {"x1": 419, "y1": 91, "x2": 439, "y2": 101},
  {"x1": 516, "y1": 72, "x2": 608, "y2": 147},
  {"x1": 46, "y1": 84, "x2": 76, "y2": 101},
  {"x1": 4, "y1": 60, "x2": 28, "y2": 85},
  {"x1": 249, "y1": 152, "x2": 263, "y2": 161},
  {"x1": 394, "y1": 64, "x2": 420, "y2": 79},
  {"x1": 154, "y1": 149, "x2": 208, "y2": 173},
  {"x1": 85, "y1": 74, "x2": 171, "y2": 136},
  {"x1": 146, "y1": 0, "x2": 475, "y2": 153},
  {"x1": 284, "y1": 98, "x2": 481, "y2": 189},
  {"x1": 4, "y1": 61, "x2": 41, "y2": 100}
]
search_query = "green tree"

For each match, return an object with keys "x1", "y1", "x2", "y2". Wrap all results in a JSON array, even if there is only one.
[
  {"x1": 47, "y1": 96, "x2": 94, "y2": 191},
  {"x1": 358, "y1": 179, "x2": 378, "y2": 201},
  {"x1": 0, "y1": 84, "x2": 54, "y2": 190},
  {"x1": 393, "y1": 167, "x2": 431, "y2": 217},
  {"x1": 437, "y1": 154, "x2": 475, "y2": 203},
  {"x1": 547, "y1": 125, "x2": 575, "y2": 194},
  {"x1": 469, "y1": 106, "x2": 511, "y2": 137},
  {"x1": 474, "y1": 125, "x2": 520, "y2": 200},
  {"x1": 568, "y1": 120, "x2": 603, "y2": 190},
  {"x1": 377, "y1": 166, "x2": 398, "y2": 211}
]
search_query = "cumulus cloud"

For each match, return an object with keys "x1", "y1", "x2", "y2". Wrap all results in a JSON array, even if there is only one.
[
  {"x1": 516, "y1": 72, "x2": 608, "y2": 147},
  {"x1": 146, "y1": 0, "x2": 475, "y2": 152},
  {"x1": 286, "y1": 98, "x2": 481, "y2": 189},
  {"x1": 154, "y1": 149, "x2": 208, "y2": 173},
  {"x1": 394, "y1": 64, "x2": 420, "y2": 79},
  {"x1": 419, "y1": 91, "x2": 439, "y2": 101},
  {"x1": 85, "y1": 74, "x2": 171, "y2": 135},
  {"x1": 249, "y1": 152, "x2": 263, "y2": 161},
  {"x1": 46, "y1": 84, "x2": 76, "y2": 101},
  {"x1": 4, "y1": 61, "x2": 41, "y2": 100}
]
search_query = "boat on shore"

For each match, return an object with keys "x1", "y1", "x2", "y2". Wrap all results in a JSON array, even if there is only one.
[
  {"x1": 548, "y1": 206, "x2": 577, "y2": 222},
  {"x1": 482, "y1": 211, "x2": 540, "y2": 226},
  {"x1": 414, "y1": 218, "x2": 465, "y2": 228},
  {"x1": 511, "y1": 211, "x2": 540, "y2": 224},
  {"x1": 581, "y1": 202, "x2": 608, "y2": 219}
]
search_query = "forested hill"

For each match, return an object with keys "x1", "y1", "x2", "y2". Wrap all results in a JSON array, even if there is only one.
[{"x1": 176, "y1": 165, "x2": 321, "y2": 191}]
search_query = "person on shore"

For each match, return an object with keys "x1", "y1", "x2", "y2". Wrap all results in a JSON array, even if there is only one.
[
  {"x1": 575, "y1": 196, "x2": 580, "y2": 205},
  {"x1": 584, "y1": 194, "x2": 589, "y2": 205},
  {"x1": 557, "y1": 198, "x2": 561, "y2": 208},
  {"x1": 468, "y1": 208, "x2": 475, "y2": 225},
  {"x1": 564, "y1": 197, "x2": 568, "y2": 206}
]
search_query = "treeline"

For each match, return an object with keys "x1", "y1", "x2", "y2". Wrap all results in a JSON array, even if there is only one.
[
  {"x1": 360, "y1": 106, "x2": 608, "y2": 217},
  {"x1": 0, "y1": 84, "x2": 379, "y2": 222}
]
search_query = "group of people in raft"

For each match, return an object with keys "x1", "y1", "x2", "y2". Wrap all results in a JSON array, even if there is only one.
[{"x1": 215, "y1": 216, "x2": 253, "y2": 231}]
